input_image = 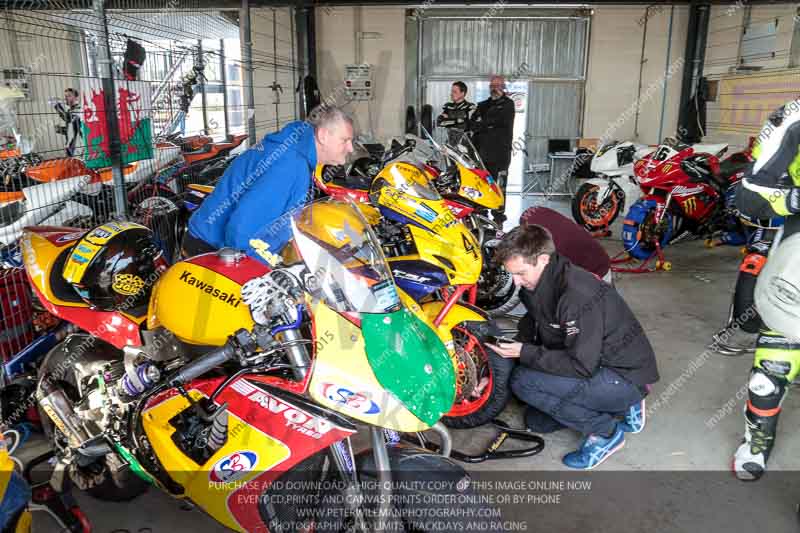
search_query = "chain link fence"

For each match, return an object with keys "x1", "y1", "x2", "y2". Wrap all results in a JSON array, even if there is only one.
[{"x1": 0, "y1": 1, "x2": 300, "y2": 367}]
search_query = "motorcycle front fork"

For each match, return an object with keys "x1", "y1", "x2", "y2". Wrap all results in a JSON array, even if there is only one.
[
  {"x1": 328, "y1": 425, "x2": 454, "y2": 532},
  {"x1": 654, "y1": 193, "x2": 671, "y2": 225},
  {"x1": 328, "y1": 429, "x2": 393, "y2": 533}
]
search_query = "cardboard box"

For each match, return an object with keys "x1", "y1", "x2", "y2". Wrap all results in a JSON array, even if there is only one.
[{"x1": 577, "y1": 138, "x2": 601, "y2": 151}]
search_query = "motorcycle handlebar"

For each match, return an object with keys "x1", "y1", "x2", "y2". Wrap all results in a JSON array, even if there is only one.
[{"x1": 170, "y1": 343, "x2": 237, "y2": 385}]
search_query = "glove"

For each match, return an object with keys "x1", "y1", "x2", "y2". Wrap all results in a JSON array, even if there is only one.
[{"x1": 786, "y1": 187, "x2": 800, "y2": 214}]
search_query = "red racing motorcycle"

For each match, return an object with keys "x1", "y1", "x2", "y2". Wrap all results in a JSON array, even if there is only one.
[{"x1": 618, "y1": 137, "x2": 752, "y2": 270}]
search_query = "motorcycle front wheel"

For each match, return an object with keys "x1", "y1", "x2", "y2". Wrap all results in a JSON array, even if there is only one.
[
  {"x1": 357, "y1": 446, "x2": 495, "y2": 532},
  {"x1": 571, "y1": 181, "x2": 625, "y2": 231},
  {"x1": 441, "y1": 326, "x2": 514, "y2": 429},
  {"x1": 259, "y1": 447, "x2": 491, "y2": 532}
]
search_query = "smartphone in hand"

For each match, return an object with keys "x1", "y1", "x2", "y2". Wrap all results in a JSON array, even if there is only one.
[{"x1": 485, "y1": 335, "x2": 516, "y2": 345}]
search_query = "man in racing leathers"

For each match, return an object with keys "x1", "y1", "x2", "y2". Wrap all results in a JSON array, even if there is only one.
[
  {"x1": 733, "y1": 98, "x2": 800, "y2": 480},
  {"x1": 436, "y1": 81, "x2": 477, "y2": 147}
]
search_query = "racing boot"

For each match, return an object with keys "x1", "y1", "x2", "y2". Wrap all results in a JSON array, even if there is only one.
[
  {"x1": 734, "y1": 408, "x2": 779, "y2": 481},
  {"x1": 733, "y1": 365, "x2": 788, "y2": 481},
  {"x1": 712, "y1": 326, "x2": 757, "y2": 356}
]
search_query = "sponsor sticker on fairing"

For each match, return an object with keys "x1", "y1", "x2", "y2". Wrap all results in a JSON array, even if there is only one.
[
  {"x1": 319, "y1": 383, "x2": 381, "y2": 415},
  {"x1": 414, "y1": 203, "x2": 438, "y2": 223},
  {"x1": 232, "y1": 379, "x2": 335, "y2": 439},
  {"x1": 209, "y1": 451, "x2": 259, "y2": 483}
]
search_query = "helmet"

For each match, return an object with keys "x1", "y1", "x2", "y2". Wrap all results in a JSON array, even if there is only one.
[{"x1": 62, "y1": 221, "x2": 163, "y2": 312}]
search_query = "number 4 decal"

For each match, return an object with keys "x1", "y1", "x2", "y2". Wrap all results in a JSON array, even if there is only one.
[{"x1": 462, "y1": 234, "x2": 478, "y2": 260}]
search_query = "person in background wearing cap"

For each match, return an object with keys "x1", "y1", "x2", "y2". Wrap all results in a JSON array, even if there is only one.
[{"x1": 472, "y1": 75, "x2": 515, "y2": 224}]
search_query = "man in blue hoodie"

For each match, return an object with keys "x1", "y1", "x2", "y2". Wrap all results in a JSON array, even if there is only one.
[{"x1": 183, "y1": 105, "x2": 354, "y2": 265}]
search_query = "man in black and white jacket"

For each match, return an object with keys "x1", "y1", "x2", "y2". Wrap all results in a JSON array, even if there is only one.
[
  {"x1": 436, "y1": 81, "x2": 477, "y2": 147},
  {"x1": 489, "y1": 224, "x2": 659, "y2": 470}
]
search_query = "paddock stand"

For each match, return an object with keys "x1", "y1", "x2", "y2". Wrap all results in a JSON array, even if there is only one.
[
  {"x1": 610, "y1": 241, "x2": 672, "y2": 273},
  {"x1": 22, "y1": 450, "x2": 91, "y2": 533},
  {"x1": 393, "y1": 420, "x2": 545, "y2": 463}
]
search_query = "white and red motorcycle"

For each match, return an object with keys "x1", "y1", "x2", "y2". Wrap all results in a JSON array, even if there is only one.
[{"x1": 571, "y1": 141, "x2": 654, "y2": 232}]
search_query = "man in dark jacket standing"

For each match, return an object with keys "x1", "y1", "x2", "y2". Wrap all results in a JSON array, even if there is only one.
[
  {"x1": 489, "y1": 224, "x2": 659, "y2": 470},
  {"x1": 473, "y1": 75, "x2": 515, "y2": 224}
]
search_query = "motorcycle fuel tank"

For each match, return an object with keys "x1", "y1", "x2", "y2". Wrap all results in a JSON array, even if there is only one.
[{"x1": 148, "y1": 251, "x2": 268, "y2": 346}]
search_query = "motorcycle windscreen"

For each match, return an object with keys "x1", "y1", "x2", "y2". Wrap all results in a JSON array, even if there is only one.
[{"x1": 361, "y1": 308, "x2": 455, "y2": 427}]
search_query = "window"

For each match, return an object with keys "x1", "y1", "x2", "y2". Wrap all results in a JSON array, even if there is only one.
[{"x1": 738, "y1": 6, "x2": 779, "y2": 66}]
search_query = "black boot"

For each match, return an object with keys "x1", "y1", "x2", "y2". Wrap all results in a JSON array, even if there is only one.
[{"x1": 734, "y1": 408, "x2": 779, "y2": 481}]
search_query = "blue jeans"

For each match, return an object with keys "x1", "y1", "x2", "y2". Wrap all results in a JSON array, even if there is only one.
[{"x1": 510, "y1": 365, "x2": 644, "y2": 437}]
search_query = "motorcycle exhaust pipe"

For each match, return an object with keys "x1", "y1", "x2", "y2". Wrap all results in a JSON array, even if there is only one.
[
  {"x1": 37, "y1": 379, "x2": 93, "y2": 450},
  {"x1": 430, "y1": 422, "x2": 453, "y2": 458}
]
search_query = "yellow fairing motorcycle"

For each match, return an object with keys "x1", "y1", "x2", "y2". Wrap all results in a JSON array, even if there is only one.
[{"x1": 22, "y1": 200, "x2": 489, "y2": 532}]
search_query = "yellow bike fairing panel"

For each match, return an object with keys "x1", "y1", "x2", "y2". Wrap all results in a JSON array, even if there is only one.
[
  {"x1": 375, "y1": 185, "x2": 455, "y2": 231},
  {"x1": 404, "y1": 223, "x2": 482, "y2": 285},
  {"x1": 21, "y1": 231, "x2": 85, "y2": 308},
  {"x1": 457, "y1": 163, "x2": 504, "y2": 210},
  {"x1": 187, "y1": 183, "x2": 214, "y2": 194},
  {"x1": 355, "y1": 202, "x2": 382, "y2": 225},
  {"x1": 13, "y1": 510, "x2": 31, "y2": 533},
  {"x1": 294, "y1": 199, "x2": 373, "y2": 251},
  {"x1": 306, "y1": 300, "x2": 430, "y2": 432},
  {"x1": 0, "y1": 448, "x2": 12, "y2": 505},
  {"x1": 141, "y1": 390, "x2": 291, "y2": 532},
  {"x1": 421, "y1": 301, "x2": 486, "y2": 344},
  {"x1": 149, "y1": 261, "x2": 254, "y2": 346}
]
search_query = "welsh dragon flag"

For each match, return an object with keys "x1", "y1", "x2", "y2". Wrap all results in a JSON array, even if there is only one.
[{"x1": 80, "y1": 79, "x2": 153, "y2": 169}]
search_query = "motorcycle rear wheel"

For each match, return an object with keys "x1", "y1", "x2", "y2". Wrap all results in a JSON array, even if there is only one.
[
  {"x1": 38, "y1": 341, "x2": 149, "y2": 502},
  {"x1": 621, "y1": 200, "x2": 673, "y2": 260}
]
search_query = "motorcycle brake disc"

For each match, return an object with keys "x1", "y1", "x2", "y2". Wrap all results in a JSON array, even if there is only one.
[{"x1": 454, "y1": 339, "x2": 478, "y2": 403}]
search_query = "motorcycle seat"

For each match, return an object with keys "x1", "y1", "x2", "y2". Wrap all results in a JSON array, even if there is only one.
[
  {"x1": 693, "y1": 143, "x2": 728, "y2": 157},
  {"x1": 333, "y1": 174, "x2": 372, "y2": 191},
  {"x1": 183, "y1": 144, "x2": 213, "y2": 157},
  {"x1": 718, "y1": 154, "x2": 751, "y2": 182},
  {"x1": 685, "y1": 157, "x2": 728, "y2": 190},
  {"x1": 322, "y1": 165, "x2": 373, "y2": 191}
]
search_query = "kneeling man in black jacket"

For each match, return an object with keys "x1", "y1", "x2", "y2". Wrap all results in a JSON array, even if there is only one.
[{"x1": 489, "y1": 224, "x2": 659, "y2": 470}]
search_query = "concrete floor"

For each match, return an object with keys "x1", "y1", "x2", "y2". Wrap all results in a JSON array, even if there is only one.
[{"x1": 23, "y1": 198, "x2": 800, "y2": 531}]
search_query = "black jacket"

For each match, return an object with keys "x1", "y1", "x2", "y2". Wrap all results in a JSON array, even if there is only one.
[
  {"x1": 514, "y1": 253, "x2": 659, "y2": 387},
  {"x1": 437, "y1": 100, "x2": 477, "y2": 146},
  {"x1": 472, "y1": 95, "x2": 515, "y2": 168}
]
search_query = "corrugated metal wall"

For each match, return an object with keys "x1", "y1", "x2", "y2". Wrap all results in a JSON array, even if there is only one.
[
  {"x1": 421, "y1": 18, "x2": 587, "y2": 78},
  {"x1": 419, "y1": 14, "x2": 589, "y2": 194}
]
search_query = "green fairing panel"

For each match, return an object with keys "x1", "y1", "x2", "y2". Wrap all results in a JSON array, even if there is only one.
[{"x1": 362, "y1": 309, "x2": 455, "y2": 426}]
